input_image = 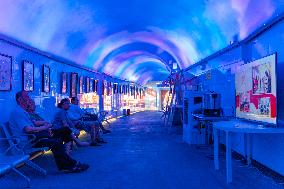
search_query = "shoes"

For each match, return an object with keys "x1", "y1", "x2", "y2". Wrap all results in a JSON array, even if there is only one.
[
  {"x1": 96, "y1": 138, "x2": 107, "y2": 143},
  {"x1": 102, "y1": 129, "x2": 111, "y2": 134},
  {"x1": 77, "y1": 162, "x2": 90, "y2": 170},
  {"x1": 89, "y1": 142, "x2": 102, "y2": 146},
  {"x1": 62, "y1": 162, "x2": 89, "y2": 173}
]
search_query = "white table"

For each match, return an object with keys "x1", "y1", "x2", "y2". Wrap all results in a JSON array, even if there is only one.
[{"x1": 213, "y1": 120, "x2": 284, "y2": 183}]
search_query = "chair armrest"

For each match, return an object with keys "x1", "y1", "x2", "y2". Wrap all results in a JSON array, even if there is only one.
[{"x1": 0, "y1": 137, "x2": 21, "y2": 154}]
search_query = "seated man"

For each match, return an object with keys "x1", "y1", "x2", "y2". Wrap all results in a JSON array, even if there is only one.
[
  {"x1": 9, "y1": 91, "x2": 89, "y2": 173},
  {"x1": 68, "y1": 97, "x2": 108, "y2": 142},
  {"x1": 26, "y1": 98, "x2": 89, "y2": 147},
  {"x1": 70, "y1": 97, "x2": 111, "y2": 134},
  {"x1": 53, "y1": 98, "x2": 106, "y2": 146}
]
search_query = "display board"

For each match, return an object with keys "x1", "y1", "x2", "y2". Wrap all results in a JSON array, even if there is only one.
[{"x1": 235, "y1": 54, "x2": 276, "y2": 124}]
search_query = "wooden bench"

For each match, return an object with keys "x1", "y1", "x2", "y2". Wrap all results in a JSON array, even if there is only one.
[{"x1": 0, "y1": 123, "x2": 48, "y2": 187}]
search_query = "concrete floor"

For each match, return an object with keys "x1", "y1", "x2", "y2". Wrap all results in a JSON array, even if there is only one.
[{"x1": 1, "y1": 111, "x2": 283, "y2": 189}]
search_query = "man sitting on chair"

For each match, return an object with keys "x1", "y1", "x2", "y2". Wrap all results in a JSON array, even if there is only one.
[
  {"x1": 70, "y1": 97, "x2": 111, "y2": 134},
  {"x1": 9, "y1": 91, "x2": 89, "y2": 173},
  {"x1": 67, "y1": 97, "x2": 107, "y2": 145}
]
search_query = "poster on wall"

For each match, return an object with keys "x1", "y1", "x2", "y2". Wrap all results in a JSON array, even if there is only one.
[
  {"x1": 79, "y1": 76, "x2": 84, "y2": 94},
  {"x1": 70, "y1": 72, "x2": 78, "y2": 97},
  {"x1": 22, "y1": 60, "x2": 34, "y2": 91},
  {"x1": 42, "y1": 65, "x2": 50, "y2": 93},
  {"x1": 86, "y1": 77, "x2": 90, "y2": 93},
  {"x1": 61, "y1": 72, "x2": 67, "y2": 94},
  {"x1": 94, "y1": 80, "x2": 98, "y2": 93},
  {"x1": 90, "y1": 78, "x2": 93, "y2": 92},
  {"x1": 0, "y1": 54, "x2": 12, "y2": 91},
  {"x1": 235, "y1": 54, "x2": 276, "y2": 124}
]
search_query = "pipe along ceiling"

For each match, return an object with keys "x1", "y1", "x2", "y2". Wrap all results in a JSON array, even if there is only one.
[{"x1": 0, "y1": 0, "x2": 283, "y2": 84}]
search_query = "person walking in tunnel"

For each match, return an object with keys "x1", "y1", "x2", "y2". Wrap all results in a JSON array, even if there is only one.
[{"x1": 9, "y1": 91, "x2": 89, "y2": 173}]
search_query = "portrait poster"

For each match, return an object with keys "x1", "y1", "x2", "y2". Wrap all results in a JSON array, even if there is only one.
[
  {"x1": 0, "y1": 54, "x2": 12, "y2": 91},
  {"x1": 42, "y1": 65, "x2": 50, "y2": 93},
  {"x1": 90, "y1": 78, "x2": 94, "y2": 92},
  {"x1": 79, "y1": 76, "x2": 84, "y2": 94},
  {"x1": 86, "y1": 77, "x2": 90, "y2": 93},
  {"x1": 70, "y1": 73, "x2": 78, "y2": 97},
  {"x1": 61, "y1": 72, "x2": 67, "y2": 94},
  {"x1": 23, "y1": 60, "x2": 34, "y2": 91}
]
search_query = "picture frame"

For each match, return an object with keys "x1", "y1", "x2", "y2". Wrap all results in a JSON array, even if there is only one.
[
  {"x1": 61, "y1": 72, "x2": 67, "y2": 94},
  {"x1": 70, "y1": 72, "x2": 78, "y2": 97},
  {"x1": 42, "y1": 65, "x2": 50, "y2": 93},
  {"x1": 90, "y1": 78, "x2": 94, "y2": 92},
  {"x1": 79, "y1": 76, "x2": 84, "y2": 94},
  {"x1": 94, "y1": 79, "x2": 99, "y2": 93},
  {"x1": 86, "y1": 77, "x2": 90, "y2": 93},
  {"x1": 22, "y1": 60, "x2": 34, "y2": 92},
  {"x1": 0, "y1": 54, "x2": 12, "y2": 91}
]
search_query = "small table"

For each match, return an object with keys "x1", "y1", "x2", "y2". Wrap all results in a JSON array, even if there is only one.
[
  {"x1": 213, "y1": 120, "x2": 284, "y2": 183},
  {"x1": 192, "y1": 114, "x2": 231, "y2": 144}
]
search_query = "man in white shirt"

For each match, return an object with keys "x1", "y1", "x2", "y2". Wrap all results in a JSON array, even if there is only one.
[
  {"x1": 70, "y1": 97, "x2": 111, "y2": 134},
  {"x1": 68, "y1": 97, "x2": 106, "y2": 145}
]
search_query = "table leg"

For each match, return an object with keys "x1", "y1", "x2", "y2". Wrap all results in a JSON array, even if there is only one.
[
  {"x1": 246, "y1": 133, "x2": 251, "y2": 165},
  {"x1": 226, "y1": 131, "x2": 232, "y2": 183},
  {"x1": 214, "y1": 128, "x2": 219, "y2": 170}
]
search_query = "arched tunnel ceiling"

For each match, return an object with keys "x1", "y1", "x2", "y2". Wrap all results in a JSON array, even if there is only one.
[{"x1": 0, "y1": 0, "x2": 283, "y2": 84}]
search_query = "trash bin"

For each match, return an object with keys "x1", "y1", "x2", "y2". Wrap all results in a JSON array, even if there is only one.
[
  {"x1": 127, "y1": 109, "x2": 130, "y2": 115},
  {"x1": 123, "y1": 109, "x2": 127, "y2": 116}
]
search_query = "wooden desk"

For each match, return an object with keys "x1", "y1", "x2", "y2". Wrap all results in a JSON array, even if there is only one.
[{"x1": 213, "y1": 120, "x2": 284, "y2": 183}]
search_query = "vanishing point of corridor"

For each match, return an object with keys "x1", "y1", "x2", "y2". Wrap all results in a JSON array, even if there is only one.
[{"x1": 1, "y1": 111, "x2": 282, "y2": 189}]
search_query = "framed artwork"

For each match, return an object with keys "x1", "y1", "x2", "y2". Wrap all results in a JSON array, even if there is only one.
[
  {"x1": 79, "y1": 76, "x2": 84, "y2": 94},
  {"x1": 94, "y1": 80, "x2": 99, "y2": 93},
  {"x1": 106, "y1": 82, "x2": 111, "y2": 96},
  {"x1": 90, "y1": 78, "x2": 94, "y2": 92},
  {"x1": 113, "y1": 83, "x2": 117, "y2": 94},
  {"x1": 70, "y1": 72, "x2": 78, "y2": 97},
  {"x1": 42, "y1": 65, "x2": 50, "y2": 93},
  {"x1": 86, "y1": 77, "x2": 90, "y2": 93},
  {"x1": 22, "y1": 60, "x2": 34, "y2": 91},
  {"x1": 61, "y1": 72, "x2": 67, "y2": 94},
  {"x1": 0, "y1": 54, "x2": 12, "y2": 91}
]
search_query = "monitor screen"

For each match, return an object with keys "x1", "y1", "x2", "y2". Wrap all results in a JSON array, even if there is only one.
[{"x1": 235, "y1": 54, "x2": 277, "y2": 124}]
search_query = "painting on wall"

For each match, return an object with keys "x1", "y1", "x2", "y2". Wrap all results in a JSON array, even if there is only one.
[
  {"x1": 0, "y1": 54, "x2": 12, "y2": 91},
  {"x1": 86, "y1": 77, "x2": 90, "y2": 93},
  {"x1": 22, "y1": 60, "x2": 34, "y2": 91},
  {"x1": 79, "y1": 76, "x2": 84, "y2": 94},
  {"x1": 90, "y1": 78, "x2": 94, "y2": 92},
  {"x1": 42, "y1": 65, "x2": 50, "y2": 93},
  {"x1": 70, "y1": 72, "x2": 78, "y2": 97},
  {"x1": 61, "y1": 72, "x2": 67, "y2": 94},
  {"x1": 94, "y1": 80, "x2": 98, "y2": 93}
]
